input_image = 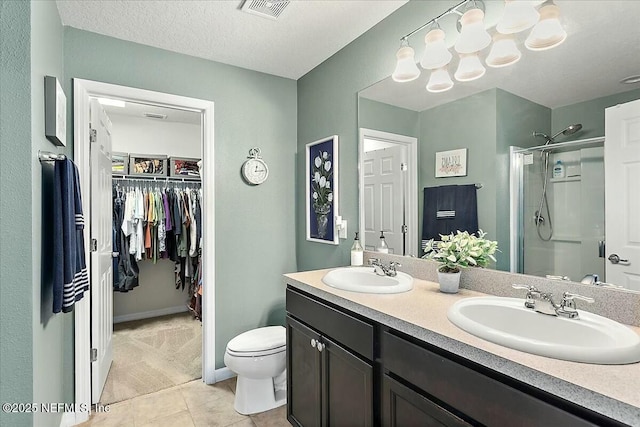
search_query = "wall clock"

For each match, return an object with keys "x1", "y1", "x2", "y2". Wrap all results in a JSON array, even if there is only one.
[{"x1": 241, "y1": 147, "x2": 269, "y2": 185}]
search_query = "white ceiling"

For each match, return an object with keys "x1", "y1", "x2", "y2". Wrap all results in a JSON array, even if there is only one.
[
  {"x1": 360, "y1": 1, "x2": 640, "y2": 111},
  {"x1": 55, "y1": 0, "x2": 408, "y2": 80}
]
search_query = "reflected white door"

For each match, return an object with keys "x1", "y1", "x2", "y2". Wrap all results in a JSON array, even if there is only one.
[
  {"x1": 90, "y1": 99, "x2": 114, "y2": 403},
  {"x1": 363, "y1": 145, "x2": 406, "y2": 254},
  {"x1": 605, "y1": 98, "x2": 640, "y2": 290}
]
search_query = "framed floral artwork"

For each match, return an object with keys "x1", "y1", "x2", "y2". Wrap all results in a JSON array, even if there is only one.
[{"x1": 306, "y1": 135, "x2": 339, "y2": 245}]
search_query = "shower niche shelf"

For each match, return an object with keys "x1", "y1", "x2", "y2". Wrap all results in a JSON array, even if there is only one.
[{"x1": 550, "y1": 176, "x2": 581, "y2": 183}]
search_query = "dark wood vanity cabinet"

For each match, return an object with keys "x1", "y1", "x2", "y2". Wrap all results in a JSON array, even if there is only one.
[
  {"x1": 286, "y1": 288, "x2": 374, "y2": 427},
  {"x1": 286, "y1": 285, "x2": 626, "y2": 427}
]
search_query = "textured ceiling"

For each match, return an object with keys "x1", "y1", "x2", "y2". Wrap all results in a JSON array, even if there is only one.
[
  {"x1": 360, "y1": 1, "x2": 640, "y2": 111},
  {"x1": 56, "y1": 0, "x2": 408, "y2": 80}
]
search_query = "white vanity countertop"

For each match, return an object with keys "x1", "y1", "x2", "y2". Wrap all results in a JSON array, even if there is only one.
[{"x1": 284, "y1": 269, "x2": 640, "y2": 426}]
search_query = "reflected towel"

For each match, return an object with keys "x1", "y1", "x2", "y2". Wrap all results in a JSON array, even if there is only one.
[{"x1": 422, "y1": 184, "x2": 478, "y2": 250}]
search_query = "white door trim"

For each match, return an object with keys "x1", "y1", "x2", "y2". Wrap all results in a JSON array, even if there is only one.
[
  {"x1": 358, "y1": 128, "x2": 418, "y2": 256},
  {"x1": 73, "y1": 79, "x2": 216, "y2": 422}
]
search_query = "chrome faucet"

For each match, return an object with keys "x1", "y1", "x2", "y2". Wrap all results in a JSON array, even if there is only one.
[
  {"x1": 368, "y1": 258, "x2": 402, "y2": 277},
  {"x1": 512, "y1": 284, "x2": 594, "y2": 319}
]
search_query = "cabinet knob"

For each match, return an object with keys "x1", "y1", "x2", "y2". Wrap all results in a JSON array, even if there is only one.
[
  {"x1": 310, "y1": 338, "x2": 316, "y2": 348},
  {"x1": 317, "y1": 342, "x2": 325, "y2": 352}
]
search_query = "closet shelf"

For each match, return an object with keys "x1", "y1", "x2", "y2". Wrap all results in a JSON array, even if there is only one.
[{"x1": 113, "y1": 173, "x2": 201, "y2": 183}]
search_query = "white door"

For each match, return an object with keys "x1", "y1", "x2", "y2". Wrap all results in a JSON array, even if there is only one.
[
  {"x1": 363, "y1": 144, "x2": 407, "y2": 254},
  {"x1": 89, "y1": 99, "x2": 114, "y2": 403},
  {"x1": 605, "y1": 98, "x2": 640, "y2": 291}
]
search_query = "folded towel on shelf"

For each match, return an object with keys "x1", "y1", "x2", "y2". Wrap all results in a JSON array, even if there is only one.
[
  {"x1": 422, "y1": 184, "x2": 479, "y2": 251},
  {"x1": 52, "y1": 159, "x2": 88, "y2": 313}
]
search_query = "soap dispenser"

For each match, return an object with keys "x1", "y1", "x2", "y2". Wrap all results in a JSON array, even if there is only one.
[
  {"x1": 553, "y1": 160, "x2": 565, "y2": 178},
  {"x1": 350, "y1": 232, "x2": 364, "y2": 266},
  {"x1": 376, "y1": 231, "x2": 389, "y2": 253}
]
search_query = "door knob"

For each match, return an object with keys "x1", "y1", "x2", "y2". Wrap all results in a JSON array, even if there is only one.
[{"x1": 608, "y1": 254, "x2": 630, "y2": 265}]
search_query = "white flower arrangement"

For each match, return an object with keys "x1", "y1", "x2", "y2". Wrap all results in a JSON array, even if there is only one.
[
  {"x1": 422, "y1": 230, "x2": 498, "y2": 273},
  {"x1": 311, "y1": 150, "x2": 333, "y2": 211}
]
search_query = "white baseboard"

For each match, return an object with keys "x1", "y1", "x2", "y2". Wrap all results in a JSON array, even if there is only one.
[
  {"x1": 114, "y1": 305, "x2": 189, "y2": 324},
  {"x1": 214, "y1": 366, "x2": 236, "y2": 383}
]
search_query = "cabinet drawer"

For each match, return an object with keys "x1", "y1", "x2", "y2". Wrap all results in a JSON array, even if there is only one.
[
  {"x1": 382, "y1": 331, "x2": 611, "y2": 427},
  {"x1": 286, "y1": 287, "x2": 374, "y2": 360}
]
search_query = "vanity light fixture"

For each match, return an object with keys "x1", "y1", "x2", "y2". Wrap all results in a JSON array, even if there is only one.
[
  {"x1": 525, "y1": 0, "x2": 567, "y2": 51},
  {"x1": 391, "y1": 40, "x2": 421, "y2": 82},
  {"x1": 486, "y1": 33, "x2": 522, "y2": 68},
  {"x1": 455, "y1": 6, "x2": 492, "y2": 54},
  {"x1": 426, "y1": 67, "x2": 454, "y2": 93},
  {"x1": 455, "y1": 53, "x2": 486, "y2": 82},
  {"x1": 392, "y1": 0, "x2": 568, "y2": 92},
  {"x1": 420, "y1": 25, "x2": 452, "y2": 70}
]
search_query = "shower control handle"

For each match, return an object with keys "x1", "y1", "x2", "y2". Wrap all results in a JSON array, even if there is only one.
[{"x1": 608, "y1": 254, "x2": 630, "y2": 265}]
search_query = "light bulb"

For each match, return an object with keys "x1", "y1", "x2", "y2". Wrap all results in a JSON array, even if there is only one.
[
  {"x1": 486, "y1": 34, "x2": 522, "y2": 67},
  {"x1": 426, "y1": 67, "x2": 454, "y2": 93},
  {"x1": 392, "y1": 45, "x2": 421, "y2": 82},
  {"x1": 497, "y1": 0, "x2": 540, "y2": 34},
  {"x1": 455, "y1": 53, "x2": 486, "y2": 82},
  {"x1": 455, "y1": 8, "x2": 492, "y2": 54},
  {"x1": 420, "y1": 28, "x2": 452, "y2": 70},
  {"x1": 525, "y1": 2, "x2": 567, "y2": 51}
]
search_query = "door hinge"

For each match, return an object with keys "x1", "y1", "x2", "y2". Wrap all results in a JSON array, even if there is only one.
[
  {"x1": 401, "y1": 225, "x2": 408, "y2": 234},
  {"x1": 90, "y1": 238, "x2": 97, "y2": 252},
  {"x1": 91, "y1": 348, "x2": 97, "y2": 362},
  {"x1": 401, "y1": 163, "x2": 408, "y2": 171},
  {"x1": 90, "y1": 128, "x2": 97, "y2": 143}
]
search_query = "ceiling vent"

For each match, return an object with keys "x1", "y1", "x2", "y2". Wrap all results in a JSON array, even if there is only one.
[
  {"x1": 241, "y1": 0, "x2": 290, "y2": 20},
  {"x1": 143, "y1": 112, "x2": 167, "y2": 120}
]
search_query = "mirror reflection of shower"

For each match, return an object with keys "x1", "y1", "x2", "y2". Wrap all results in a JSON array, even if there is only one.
[{"x1": 531, "y1": 124, "x2": 583, "y2": 241}]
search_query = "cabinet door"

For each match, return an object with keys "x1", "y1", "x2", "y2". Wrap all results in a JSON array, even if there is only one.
[
  {"x1": 322, "y1": 336, "x2": 373, "y2": 427},
  {"x1": 287, "y1": 316, "x2": 322, "y2": 427},
  {"x1": 382, "y1": 375, "x2": 471, "y2": 427}
]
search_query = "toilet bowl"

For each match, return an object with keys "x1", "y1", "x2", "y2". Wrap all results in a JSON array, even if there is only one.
[{"x1": 224, "y1": 326, "x2": 287, "y2": 415}]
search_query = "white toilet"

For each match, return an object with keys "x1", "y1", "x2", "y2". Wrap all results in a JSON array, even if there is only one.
[{"x1": 224, "y1": 326, "x2": 287, "y2": 415}]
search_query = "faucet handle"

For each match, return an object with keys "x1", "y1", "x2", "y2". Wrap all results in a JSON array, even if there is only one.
[
  {"x1": 512, "y1": 284, "x2": 540, "y2": 293},
  {"x1": 512, "y1": 284, "x2": 540, "y2": 309},
  {"x1": 562, "y1": 292, "x2": 594, "y2": 304},
  {"x1": 390, "y1": 261, "x2": 402, "y2": 268},
  {"x1": 368, "y1": 258, "x2": 380, "y2": 266}
]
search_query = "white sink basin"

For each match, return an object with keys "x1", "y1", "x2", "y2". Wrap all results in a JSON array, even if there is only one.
[
  {"x1": 448, "y1": 296, "x2": 640, "y2": 364},
  {"x1": 322, "y1": 267, "x2": 413, "y2": 294}
]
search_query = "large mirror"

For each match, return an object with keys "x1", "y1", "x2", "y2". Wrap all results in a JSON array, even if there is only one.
[{"x1": 358, "y1": 0, "x2": 640, "y2": 291}]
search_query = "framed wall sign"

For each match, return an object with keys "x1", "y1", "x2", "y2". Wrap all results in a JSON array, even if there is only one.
[
  {"x1": 44, "y1": 76, "x2": 67, "y2": 147},
  {"x1": 306, "y1": 135, "x2": 339, "y2": 245},
  {"x1": 435, "y1": 148, "x2": 467, "y2": 178}
]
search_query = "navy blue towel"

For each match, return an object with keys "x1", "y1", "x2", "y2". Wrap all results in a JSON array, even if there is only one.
[
  {"x1": 422, "y1": 184, "x2": 479, "y2": 249},
  {"x1": 53, "y1": 159, "x2": 88, "y2": 313}
]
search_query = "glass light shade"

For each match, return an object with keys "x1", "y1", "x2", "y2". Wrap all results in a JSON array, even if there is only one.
[
  {"x1": 455, "y1": 8, "x2": 492, "y2": 54},
  {"x1": 455, "y1": 53, "x2": 486, "y2": 82},
  {"x1": 486, "y1": 34, "x2": 522, "y2": 68},
  {"x1": 525, "y1": 3, "x2": 567, "y2": 51},
  {"x1": 392, "y1": 45, "x2": 421, "y2": 82},
  {"x1": 497, "y1": 0, "x2": 540, "y2": 34},
  {"x1": 426, "y1": 67, "x2": 454, "y2": 93},
  {"x1": 420, "y1": 28, "x2": 452, "y2": 70}
]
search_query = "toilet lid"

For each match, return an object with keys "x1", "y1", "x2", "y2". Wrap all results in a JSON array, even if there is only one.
[{"x1": 226, "y1": 326, "x2": 286, "y2": 354}]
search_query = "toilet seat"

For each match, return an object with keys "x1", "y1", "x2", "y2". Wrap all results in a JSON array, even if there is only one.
[{"x1": 226, "y1": 326, "x2": 286, "y2": 358}]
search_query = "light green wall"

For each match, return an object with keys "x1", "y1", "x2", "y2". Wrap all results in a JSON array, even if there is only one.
[
  {"x1": 358, "y1": 98, "x2": 419, "y2": 138},
  {"x1": 0, "y1": 1, "x2": 35, "y2": 426},
  {"x1": 552, "y1": 88, "x2": 640, "y2": 139},
  {"x1": 419, "y1": 90, "x2": 498, "y2": 256},
  {"x1": 64, "y1": 28, "x2": 298, "y2": 367},
  {"x1": 30, "y1": 2, "x2": 73, "y2": 426},
  {"x1": 297, "y1": 1, "x2": 446, "y2": 271}
]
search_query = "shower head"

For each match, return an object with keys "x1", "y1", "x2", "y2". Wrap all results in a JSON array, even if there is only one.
[{"x1": 532, "y1": 123, "x2": 583, "y2": 145}]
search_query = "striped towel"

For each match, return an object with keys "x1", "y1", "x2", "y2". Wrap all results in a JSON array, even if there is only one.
[{"x1": 53, "y1": 159, "x2": 88, "y2": 313}]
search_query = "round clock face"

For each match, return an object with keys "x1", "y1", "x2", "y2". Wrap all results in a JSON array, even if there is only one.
[{"x1": 242, "y1": 158, "x2": 269, "y2": 185}]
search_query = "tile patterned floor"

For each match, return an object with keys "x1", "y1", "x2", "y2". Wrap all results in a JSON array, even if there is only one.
[{"x1": 79, "y1": 377, "x2": 289, "y2": 427}]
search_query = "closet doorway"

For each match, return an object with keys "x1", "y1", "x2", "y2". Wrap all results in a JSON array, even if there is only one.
[{"x1": 73, "y1": 79, "x2": 215, "y2": 423}]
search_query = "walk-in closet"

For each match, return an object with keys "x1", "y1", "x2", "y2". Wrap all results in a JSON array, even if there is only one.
[{"x1": 100, "y1": 100, "x2": 204, "y2": 405}]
